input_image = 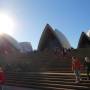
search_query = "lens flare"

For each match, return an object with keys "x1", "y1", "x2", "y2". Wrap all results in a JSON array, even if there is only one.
[{"x1": 0, "y1": 12, "x2": 15, "y2": 35}]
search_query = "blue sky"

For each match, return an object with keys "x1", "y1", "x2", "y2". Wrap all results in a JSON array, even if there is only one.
[{"x1": 0, "y1": 0, "x2": 90, "y2": 49}]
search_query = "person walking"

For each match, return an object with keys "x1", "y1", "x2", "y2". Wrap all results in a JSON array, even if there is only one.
[
  {"x1": 72, "y1": 56, "x2": 81, "y2": 83},
  {"x1": 84, "y1": 56, "x2": 90, "y2": 80}
]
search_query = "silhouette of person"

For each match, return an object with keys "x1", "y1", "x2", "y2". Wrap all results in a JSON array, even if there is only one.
[{"x1": 84, "y1": 56, "x2": 90, "y2": 80}]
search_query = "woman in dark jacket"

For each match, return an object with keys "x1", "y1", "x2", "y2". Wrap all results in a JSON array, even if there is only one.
[{"x1": 84, "y1": 56, "x2": 90, "y2": 80}]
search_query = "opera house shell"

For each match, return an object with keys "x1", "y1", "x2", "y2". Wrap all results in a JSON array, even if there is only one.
[
  {"x1": 78, "y1": 31, "x2": 90, "y2": 48},
  {"x1": 0, "y1": 33, "x2": 20, "y2": 54},
  {"x1": 38, "y1": 24, "x2": 71, "y2": 51}
]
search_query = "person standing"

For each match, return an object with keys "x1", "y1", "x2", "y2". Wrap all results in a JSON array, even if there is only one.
[
  {"x1": 84, "y1": 56, "x2": 90, "y2": 80},
  {"x1": 0, "y1": 67, "x2": 5, "y2": 90},
  {"x1": 72, "y1": 56, "x2": 81, "y2": 83}
]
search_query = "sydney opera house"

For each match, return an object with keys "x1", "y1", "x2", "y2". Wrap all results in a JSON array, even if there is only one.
[
  {"x1": 38, "y1": 24, "x2": 90, "y2": 50},
  {"x1": 0, "y1": 24, "x2": 90, "y2": 56},
  {"x1": 38, "y1": 24, "x2": 71, "y2": 51},
  {"x1": 0, "y1": 24, "x2": 90, "y2": 73},
  {"x1": 0, "y1": 24, "x2": 72, "y2": 55},
  {"x1": 78, "y1": 31, "x2": 90, "y2": 48}
]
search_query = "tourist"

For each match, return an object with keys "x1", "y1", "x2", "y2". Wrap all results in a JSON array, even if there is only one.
[
  {"x1": 72, "y1": 56, "x2": 81, "y2": 83},
  {"x1": 62, "y1": 48, "x2": 67, "y2": 56},
  {"x1": 84, "y1": 56, "x2": 90, "y2": 80},
  {"x1": 0, "y1": 67, "x2": 5, "y2": 90}
]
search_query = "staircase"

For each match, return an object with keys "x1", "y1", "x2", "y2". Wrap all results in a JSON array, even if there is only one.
[
  {"x1": 5, "y1": 72, "x2": 90, "y2": 90},
  {"x1": 4, "y1": 49, "x2": 89, "y2": 89}
]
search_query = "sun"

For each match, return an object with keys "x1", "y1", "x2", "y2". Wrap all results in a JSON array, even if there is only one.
[{"x1": 0, "y1": 12, "x2": 15, "y2": 35}]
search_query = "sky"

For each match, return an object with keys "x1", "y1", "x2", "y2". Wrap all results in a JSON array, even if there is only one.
[{"x1": 0, "y1": 0, "x2": 90, "y2": 49}]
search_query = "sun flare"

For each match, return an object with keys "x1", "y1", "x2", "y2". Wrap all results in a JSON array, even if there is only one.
[{"x1": 0, "y1": 12, "x2": 15, "y2": 35}]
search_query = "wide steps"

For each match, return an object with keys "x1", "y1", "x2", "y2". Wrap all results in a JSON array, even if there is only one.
[
  {"x1": 6, "y1": 83, "x2": 75, "y2": 90},
  {"x1": 6, "y1": 79, "x2": 90, "y2": 88},
  {"x1": 6, "y1": 80, "x2": 90, "y2": 90},
  {"x1": 5, "y1": 72, "x2": 90, "y2": 90}
]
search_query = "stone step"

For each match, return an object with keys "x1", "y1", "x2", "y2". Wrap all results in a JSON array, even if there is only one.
[
  {"x1": 6, "y1": 83, "x2": 75, "y2": 90},
  {"x1": 38, "y1": 82, "x2": 89, "y2": 89},
  {"x1": 6, "y1": 76, "x2": 90, "y2": 84},
  {"x1": 6, "y1": 77, "x2": 87, "y2": 81},
  {"x1": 6, "y1": 72, "x2": 87, "y2": 76},
  {"x1": 6, "y1": 81, "x2": 90, "y2": 90},
  {"x1": 35, "y1": 79, "x2": 90, "y2": 87},
  {"x1": 6, "y1": 73, "x2": 88, "y2": 80},
  {"x1": 6, "y1": 79, "x2": 90, "y2": 88}
]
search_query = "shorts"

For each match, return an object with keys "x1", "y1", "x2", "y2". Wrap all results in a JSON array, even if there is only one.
[{"x1": 74, "y1": 69, "x2": 80, "y2": 77}]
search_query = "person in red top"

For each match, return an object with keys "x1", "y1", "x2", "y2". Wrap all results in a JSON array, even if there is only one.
[
  {"x1": 72, "y1": 56, "x2": 81, "y2": 83},
  {"x1": 0, "y1": 67, "x2": 5, "y2": 90}
]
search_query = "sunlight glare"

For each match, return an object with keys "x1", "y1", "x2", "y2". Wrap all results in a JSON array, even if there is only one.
[
  {"x1": 86, "y1": 30, "x2": 90, "y2": 37},
  {"x1": 0, "y1": 12, "x2": 15, "y2": 35}
]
